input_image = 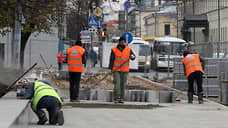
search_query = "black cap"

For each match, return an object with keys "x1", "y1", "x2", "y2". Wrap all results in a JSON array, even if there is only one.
[
  {"x1": 183, "y1": 51, "x2": 190, "y2": 57},
  {"x1": 119, "y1": 36, "x2": 126, "y2": 42},
  {"x1": 75, "y1": 40, "x2": 82, "y2": 46}
]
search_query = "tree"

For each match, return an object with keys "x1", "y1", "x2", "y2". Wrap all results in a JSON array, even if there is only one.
[
  {"x1": 0, "y1": 0, "x2": 64, "y2": 68},
  {"x1": 66, "y1": 0, "x2": 102, "y2": 41}
]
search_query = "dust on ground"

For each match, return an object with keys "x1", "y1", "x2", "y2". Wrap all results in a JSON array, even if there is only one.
[{"x1": 56, "y1": 73, "x2": 165, "y2": 91}]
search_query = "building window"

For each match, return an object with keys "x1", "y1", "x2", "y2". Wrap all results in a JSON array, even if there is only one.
[{"x1": 164, "y1": 24, "x2": 170, "y2": 35}]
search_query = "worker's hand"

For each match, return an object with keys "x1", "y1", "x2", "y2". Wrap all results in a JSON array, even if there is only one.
[{"x1": 130, "y1": 54, "x2": 135, "y2": 60}]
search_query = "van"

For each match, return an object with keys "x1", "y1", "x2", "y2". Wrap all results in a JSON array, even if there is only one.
[{"x1": 129, "y1": 39, "x2": 151, "y2": 72}]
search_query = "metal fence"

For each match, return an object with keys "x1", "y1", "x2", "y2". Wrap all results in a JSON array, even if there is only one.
[{"x1": 188, "y1": 42, "x2": 228, "y2": 58}]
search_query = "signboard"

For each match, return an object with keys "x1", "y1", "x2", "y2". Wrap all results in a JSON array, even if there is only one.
[
  {"x1": 88, "y1": 17, "x2": 98, "y2": 26},
  {"x1": 122, "y1": 32, "x2": 133, "y2": 44},
  {"x1": 118, "y1": 11, "x2": 125, "y2": 31},
  {"x1": 95, "y1": 7, "x2": 102, "y2": 16},
  {"x1": 80, "y1": 30, "x2": 91, "y2": 43},
  {"x1": 81, "y1": 39, "x2": 91, "y2": 44},
  {"x1": 88, "y1": 27, "x2": 97, "y2": 33},
  {"x1": 97, "y1": 19, "x2": 103, "y2": 28},
  {"x1": 80, "y1": 30, "x2": 91, "y2": 39},
  {"x1": 124, "y1": 1, "x2": 131, "y2": 9}
]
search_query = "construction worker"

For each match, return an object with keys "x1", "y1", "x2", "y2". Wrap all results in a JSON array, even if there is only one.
[
  {"x1": 109, "y1": 37, "x2": 136, "y2": 104},
  {"x1": 57, "y1": 51, "x2": 65, "y2": 71},
  {"x1": 67, "y1": 40, "x2": 86, "y2": 102},
  {"x1": 24, "y1": 80, "x2": 64, "y2": 125},
  {"x1": 182, "y1": 51, "x2": 205, "y2": 104}
]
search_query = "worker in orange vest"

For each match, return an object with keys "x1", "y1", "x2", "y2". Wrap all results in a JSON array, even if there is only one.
[
  {"x1": 182, "y1": 51, "x2": 205, "y2": 104},
  {"x1": 67, "y1": 40, "x2": 86, "y2": 102},
  {"x1": 109, "y1": 37, "x2": 136, "y2": 104}
]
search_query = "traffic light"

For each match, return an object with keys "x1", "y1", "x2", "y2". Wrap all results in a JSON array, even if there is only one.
[{"x1": 101, "y1": 31, "x2": 105, "y2": 37}]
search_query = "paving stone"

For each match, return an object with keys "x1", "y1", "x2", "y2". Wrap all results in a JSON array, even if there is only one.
[
  {"x1": 145, "y1": 90, "x2": 158, "y2": 103},
  {"x1": 159, "y1": 91, "x2": 173, "y2": 103},
  {"x1": 79, "y1": 88, "x2": 90, "y2": 100},
  {"x1": 89, "y1": 89, "x2": 98, "y2": 100},
  {"x1": 96, "y1": 89, "x2": 106, "y2": 101},
  {"x1": 105, "y1": 90, "x2": 113, "y2": 102}
]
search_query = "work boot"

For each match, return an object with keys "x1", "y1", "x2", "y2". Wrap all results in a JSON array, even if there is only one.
[
  {"x1": 198, "y1": 92, "x2": 204, "y2": 104},
  {"x1": 118, "y1": 99, "x2": 124, "y2": 104},
  {"x1": 57, "y1": 110, "x2": 64, "y2": 125},
  {"x1": 188, "y1": 92, "x2": 193, "y2": 104},
  {"x1": 37, "y1": 115, "x2": 48, "y2": 125}
]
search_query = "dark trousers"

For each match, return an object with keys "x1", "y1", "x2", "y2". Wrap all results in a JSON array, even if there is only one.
[
  {"x1": 113, "y1": 71, "x2": 128, "y2": 101},
  {"x1": 187, "y1": 71, "x2": 203, "y2": 94},
  {"x1": 58, "y1": 63, "x2": 62, "y2": 71},
  {"x1": 69, "y1": 72, "x2": 81, "y2": 100},
  {"x1": 36, "y1": 96, "x2": 60, "y2": 124}
]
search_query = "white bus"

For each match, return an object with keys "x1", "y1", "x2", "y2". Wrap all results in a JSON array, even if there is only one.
[
  {"x1": 151, "y1": 36, "x2": 187, "y2": 70},
  {"x1": 129, "y1": 39, "x2": 151, "y2": 72}
]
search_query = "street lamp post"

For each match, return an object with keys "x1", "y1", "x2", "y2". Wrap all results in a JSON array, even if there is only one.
[
  {"x1": 217, "y1": 0, "x2": 220, "y2": 58},
  {"x1": 13, "y1": 0, "x2": 22, "y2": 68}
]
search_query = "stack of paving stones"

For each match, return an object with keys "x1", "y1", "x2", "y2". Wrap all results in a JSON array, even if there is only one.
[
  {"x1": 218, "y1": 60, "x2": 228, "y2": 105},
  {"x1": 173, "y1": 58, "x2": 188, "y2": 90},
  {"x1": 78, "y1": 88, "x2": 176, "y2": 103},
  {"x1": 203, "y1": 58, "x2": 220, "y2": 96},
  {"x1": 173, "y1": 58, "x2": 227, "y2": 97}
]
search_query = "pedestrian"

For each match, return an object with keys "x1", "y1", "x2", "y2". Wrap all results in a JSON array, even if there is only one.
[
  {"x1": 67, "y1": 40, "x2": 86, "y2": 102},
  {"x1": 24, "y1": 80, "x2": 64, "y2": 125},
  {"x1": 182, "y1": 51, "x2": 205, "y2": 104},
  {"x1": 89, "y1": 48, "x2": 97, "y2": 67},
  {"x1": 57, "y1": 51, "x2": 64, "y2": 71},
  {"x1": 109, "y1": 37, "x2": 136, "y2": 104}
]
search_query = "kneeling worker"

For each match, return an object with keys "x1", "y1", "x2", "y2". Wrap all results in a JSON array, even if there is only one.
[{"x1": 24, "y1": 80, "x2": 64, "y2": 125}]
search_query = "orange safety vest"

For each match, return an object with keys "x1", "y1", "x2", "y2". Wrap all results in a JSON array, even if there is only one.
[
  {"x1": 67, "y1": 46, "x2": 85, "y2": 72},
  {"x1": 182, "y1": 54, "x2": 204, "y2": 78},
  {"x1": 112, "y1": 46, "x2": 131, "y2": 72}
]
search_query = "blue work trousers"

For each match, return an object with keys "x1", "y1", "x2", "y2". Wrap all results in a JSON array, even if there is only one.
[{"x1": 36, "y1": 96, "x2": 60, "y2": 124}]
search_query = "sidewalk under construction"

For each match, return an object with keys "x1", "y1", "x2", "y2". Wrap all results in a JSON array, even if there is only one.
[
  {"x1": 1, "y1": 69, "x2": 228, "y2": 128},
  {"x1": 2, "y1": 61, "x2": 228, "y2": 127},
  {"x1": 3, "y1": 91, "x2": 228, "y2": 128}
]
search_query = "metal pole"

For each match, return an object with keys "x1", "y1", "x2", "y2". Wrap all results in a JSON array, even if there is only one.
[
  {"x1": 217, "y1": 0, "x2": 220, "y2": 58},
  {"x1": 167, "y1": 45, "x2": 170, "y2": 77},
  {"x1": 126, "y1": 8, "x2": 128, "y2": 32},
  {"x1": 193, "y1": 0, "x2": 196, "y2": 42},
  {"x1": 6, "y1": 31, "x2": 9, "y2": 66},
  {"x1": 126, "y1": 34, "x2": 128, "y2": 45},
  {"x1": 29, "y1": 39, "x2": 31, "y2": 67},
  {"x1": 13, "y1": 0, "x2": 22, "y2": 68},
  {"x1": 155, "y1": 14, "x2": 156, "y2": 36},
  {"x1": 176, "y1": 0, "x2": 178, "y2": 38},
  {"x1": 139, "y1": 9, "x2": 141, "y2": 37}
]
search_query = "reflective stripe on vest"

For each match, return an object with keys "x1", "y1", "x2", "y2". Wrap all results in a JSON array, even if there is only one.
[
  {"x1": 112, "y1": 46, "x2": 131, "y2": 72},
  {"x1": 67, "y1": 46, "x2": 85, "y2": 72},
  {"x1": 182, "y1": 54, "x2": 204, "y2": 78},
  {"x1": 32, "y1": 81, "x2": 63, "y2": 112}
]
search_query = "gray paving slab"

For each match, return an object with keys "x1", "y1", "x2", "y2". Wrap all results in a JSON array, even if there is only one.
[{"x1": 28, "y1": 100, "x2": 228, "y2": 128}]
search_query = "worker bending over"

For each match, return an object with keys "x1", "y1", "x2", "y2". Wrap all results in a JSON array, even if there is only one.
[{"x1": 182, "y1": 51, "x2": 205, "y2": 104}]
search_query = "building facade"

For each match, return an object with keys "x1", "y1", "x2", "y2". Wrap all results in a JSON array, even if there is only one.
[
  {"x1": 144, "y1": 4, "x2": 177, "y2": 38},
  {"x1": 127, "y1": 0, "x2": 166, "y2": 38},
  {"x1": 178, "y1": 0, "x2": 228, "y2": 43},
  {"x1": 177, "y1": 0, "x2": 228, "y2": 55}
]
